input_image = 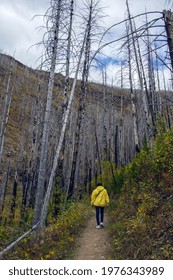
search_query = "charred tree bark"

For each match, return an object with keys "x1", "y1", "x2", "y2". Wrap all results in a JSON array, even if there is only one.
[
  {"x1": 10, "y1": 171, "x2": 18, "y2": 219},
  {"x1": 164, "y1": 10, "x2": 173, "y2": 71},
  {"x1": 62, "y1": 0, "x2": 74, "y2": 112},
  {"x1": 0, "y1": 159, "x2": 10, "y2": 219},
  {"x1": 67, "y1": 1, "x2": 93, "y2": 199},
  {"x1": 94, "y1": 121, "x2": 102, "y2": 180},
  {"x1": 33, "y1": 0, "x2": 62, "y2": 225},
  {"x1": 126, "y1": 23, "x2": 140, "y2": 153},
  {"x1": 0, "y1": 57, "x2": 15, "y2": 163},
  {"x1": 39, "y1": 30, "x2": 87, "y2": 229},
  {"x1": 114, "y1": 125, "x2": 119, "y2": 166}
]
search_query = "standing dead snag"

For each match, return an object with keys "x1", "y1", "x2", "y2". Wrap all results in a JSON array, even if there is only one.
[
  {"x1": 164, "y1": 10, "x2": 173, "y2": 71},
  {"x1": 33, "y1": 0, "x2": 63, "y2": 225},
  {"x1": 39, "y1": 31, "x2": 87, "y2": 228},
  {"x1": 39, "y1": 0, "x2": 104, "y2": 229},
  {"x1": 62, "y1": 0, "x2": 74, "y2": 114},
  {"x1": 0, "y1": 159, "x2": 10, "y2": 217},
  {"x1": 126, "y1": 22, "x2": 140, "y2": 153},
  {"x1": 67, "y1": 0, "x2": 93, "y2": 199},
  {"x1": 57, "y1": 0, "x2": 75, "y2": 203},
  {"x1": 0, "y1": 57, "x2": 15, "y2": 164},
  {"x1": 126, "y1": 0, "x2": 152, "y2": 142}
]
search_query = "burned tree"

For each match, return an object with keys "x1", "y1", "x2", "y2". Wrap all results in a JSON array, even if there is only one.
[
  {"x1": 164, "y1": 10, "x2": 173, "y2": 71},
  {"x1": 33, "y1": 0, "x2": 64, "y2": 225}
]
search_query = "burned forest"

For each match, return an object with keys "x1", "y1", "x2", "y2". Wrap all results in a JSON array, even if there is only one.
[{"x1": 0, "y1": 0, "x2": 173, "y2": 260}]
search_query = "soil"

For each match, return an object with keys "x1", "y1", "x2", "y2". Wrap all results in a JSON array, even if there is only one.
[{"x1": 73, "y1": 210, "x2": 111, "y2": 260}]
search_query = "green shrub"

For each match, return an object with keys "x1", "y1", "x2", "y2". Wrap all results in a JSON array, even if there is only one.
[
  {"x1": 109, "y1": 126, "x2": 173, "y2": 259},
  {"x1": 2, "y1": 198, "x2": 92, "y2": 260}
]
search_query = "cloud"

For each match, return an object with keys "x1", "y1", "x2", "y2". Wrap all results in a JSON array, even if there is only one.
[
  {"x1": 0, "y1": 0, "x2": 48, "y2": 66},
  {"x1": 0, "y1": 0, "x2": 171, "y2": 87},
  {"x1": 88, "y1": 0, "x2": 169, "y2": 88}
]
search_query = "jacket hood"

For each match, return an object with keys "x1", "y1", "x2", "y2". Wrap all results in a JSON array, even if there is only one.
[
  {"x1": 91, "y1": 185, "x2": 109, "y2": 207},
  {"x1": 96, "y1": 186, "x2": 104, "y2": 191}
]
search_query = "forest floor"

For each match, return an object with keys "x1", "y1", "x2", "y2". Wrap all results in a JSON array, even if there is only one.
[{"x1": 72, "y1": 209, "x2": 111, "y2": 260}]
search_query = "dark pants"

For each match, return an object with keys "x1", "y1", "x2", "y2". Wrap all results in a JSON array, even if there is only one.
[{"x1": 95, "y1": 206, "x2": 104, "y2": 225}]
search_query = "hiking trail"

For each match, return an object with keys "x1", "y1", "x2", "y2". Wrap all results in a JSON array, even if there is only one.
[{"x1": 73, "y1": 210, "x2": 111, "y2": 260}]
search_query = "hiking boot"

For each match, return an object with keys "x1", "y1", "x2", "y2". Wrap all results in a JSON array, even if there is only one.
[
  {"x1": 96, "y1": 225, "x2": 101, "y2": 229},
  {"x1": 100, "y1": 222, "x2": 104, "y2": 228}
]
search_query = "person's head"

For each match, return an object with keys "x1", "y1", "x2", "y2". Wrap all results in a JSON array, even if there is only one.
[{"x1": 97, "y1": 182, "x2": 102, "y2": 187}]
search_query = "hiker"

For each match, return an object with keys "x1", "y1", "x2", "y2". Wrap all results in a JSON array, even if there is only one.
[{"x1": 91, "y1": 182, "x2": 109, "y2": 229}]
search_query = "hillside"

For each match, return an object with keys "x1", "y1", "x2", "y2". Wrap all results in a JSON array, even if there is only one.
[
  {"x1": 0, "y1": 52, "x2": 173, "y2": 260},
  {"x1": 1, "y1": 121, "x2": 173, "y2": 260},
  {"x1": 0, "y1": 54, "x2": 132, "y2": 231},
  {"x1": 0, "y1": 53, "x2": 132, "y2": 166},
  {"x1": 109, "y1": 127, "x2": 173, "y2": 259},
  {"x1": 0, "y1": 53, "x2": 133, "y2": 194}
]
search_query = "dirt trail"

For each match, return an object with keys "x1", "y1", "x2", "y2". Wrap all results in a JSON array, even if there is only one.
[{"x1": 73, "y1": 211, "x2": 111, "y2": 260}]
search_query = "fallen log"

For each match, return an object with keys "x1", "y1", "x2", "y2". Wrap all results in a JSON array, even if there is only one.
[{"x1": 0, "y1": 222, "x2": 39, "y2": 259}]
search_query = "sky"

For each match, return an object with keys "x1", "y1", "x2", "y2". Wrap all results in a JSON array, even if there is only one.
[{"x1": 0, "y1": 0, "x2": 172, "y2": 87}]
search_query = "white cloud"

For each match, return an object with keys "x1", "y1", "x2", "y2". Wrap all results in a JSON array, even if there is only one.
[
  {"x1": 0, "y1": 0, "x2": 48, "y2": 66},
  {"x1": 0, "y1": 0, "x2": 171, "y2": 87}
]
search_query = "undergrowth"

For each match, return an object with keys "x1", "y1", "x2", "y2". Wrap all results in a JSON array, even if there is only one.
[
  {"x1": 0, "y1": 197, "x2": 92, "y2": 259},
  {"x1": 2, "y1": 126, "x2": 173, "y2": 260},
  {"x1": 109, "y1": 127, "x2": 173, "y2": 259}
]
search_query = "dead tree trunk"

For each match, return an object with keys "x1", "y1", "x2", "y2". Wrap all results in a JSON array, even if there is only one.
[
  {"x1": 39, "y1": 30, "x2": 87, "y2": 229},
  {"x1": 94, "y1": 120, "x2": 102, "y2": 180},
  {"x1": 33, "y1": 0, "x2": 62, "y2": 225},
  {"x1": 164, "y1": 10, "x2": 173, "y2": 71},
  {"x1": 126, "y1": 0, "x2": 151, "y2": 142},
  {"x1": 126, "y1": 23, "x2": 140, "y2": 153},
  {"x1": 0, "y1": 57, "x2": 15, "y2": 163},
  {"x1": 67, "y1": 1, "x2": 93, "y2": 199},
  {"x1": 62, "y1": 0, "x2": 74, "y2": 112},
  {"x1": 0, "y1": 222, "x2": 39, "y2": 259},
  {"x1": 22, "y1": 73, "x2": 43, "y2": 213},
  {"x1": 10, "y1": 171, "x2": 18, "y2": 219},
  {"x1": 0, "y1": 159, "x2": 10, "y2": 219},
  {"x1": 102, "y1": 68, "x2": 108, "y2": 160}
]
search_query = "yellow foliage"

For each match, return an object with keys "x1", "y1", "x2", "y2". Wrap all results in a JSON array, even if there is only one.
[
  {"x1": 2, "y1": 199, "x2": 92, "y2": 260},
  {"x1": 109, "y1": 125, "x2": 173, "y2": 259}
]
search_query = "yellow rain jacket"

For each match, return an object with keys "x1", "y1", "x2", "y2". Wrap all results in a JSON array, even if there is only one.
[{"x1": 91, "y1": 186, "x2": 109, "y2": 207}]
